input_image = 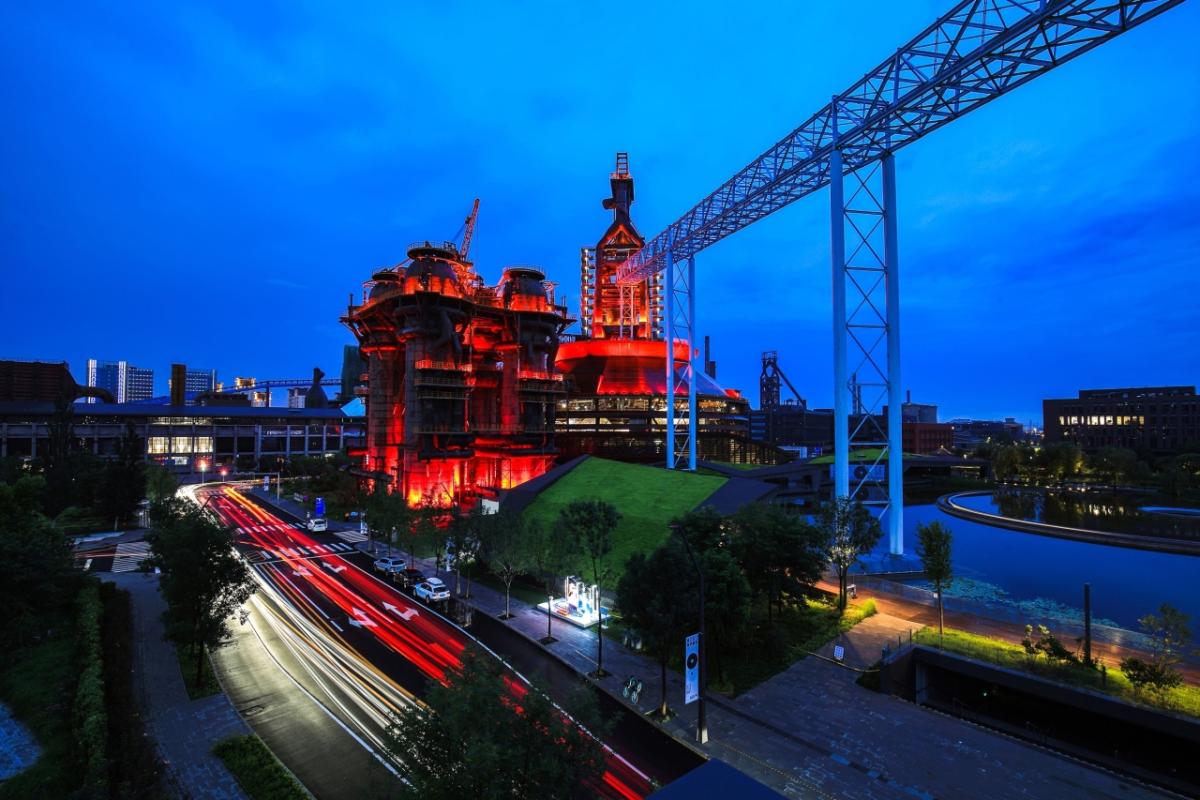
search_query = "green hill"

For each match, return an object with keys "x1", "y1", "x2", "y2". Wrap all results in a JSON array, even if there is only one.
[{"x1": 522, "y1": 457, "x2": 726, "y2": 583}]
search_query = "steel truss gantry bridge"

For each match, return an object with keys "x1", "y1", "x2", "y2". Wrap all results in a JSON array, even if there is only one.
[{"x1": 618, "y1": 0, "x2": 1183, "y2": 555}]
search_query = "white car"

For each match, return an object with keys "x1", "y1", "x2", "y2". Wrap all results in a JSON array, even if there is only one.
[
  {"x1": 373, "y1": 556, "x2": 407, "y2": 575},
  {"x1": 307, "y1": 517, "x2": 328, "y2": 532},
  {"x1": 413, "y1": 577, "x2": 450, "y2": 603}
]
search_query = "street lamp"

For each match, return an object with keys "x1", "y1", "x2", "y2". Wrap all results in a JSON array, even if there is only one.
[
  {"x1": 219, "y1": 467, "x2": 228, "y2": 483},
  {"x1": 670, "y1": 523, "x2": 708, "y2": 744},
  {"x1": 198, "y1": 459, "x2": 209, "y2": 483}
]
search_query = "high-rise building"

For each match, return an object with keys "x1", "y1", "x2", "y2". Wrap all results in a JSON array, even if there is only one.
[
  {"x1": 185, "y1": 368, "x2": 217, "y2": 394},
  {"x1": 86, "y1": 359, "x2": 154, "y2": 404},
  {"x1": 287, "y1": 387, "x2": 308, "y2": 408}
]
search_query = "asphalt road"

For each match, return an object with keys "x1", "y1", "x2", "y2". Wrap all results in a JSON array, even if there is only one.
[{"x1": 201, "y1": 484, "x2": 671, "y2": 798}]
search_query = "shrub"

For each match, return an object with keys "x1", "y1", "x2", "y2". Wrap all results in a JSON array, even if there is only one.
[
  {"x1": 73, "y1": 581, "x2": 109, "y2": 796},
  {"x1": 1121, "y1": 656, "x2": 1184, "y2": 692}
]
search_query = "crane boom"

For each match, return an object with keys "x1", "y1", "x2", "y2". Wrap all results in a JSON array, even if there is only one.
[
  {"x1": 617, "y1": 0, "x2": 1182, "y2": 283},
  {"x1": 459, "y1": 198, "x2": 480, "y2": 261}
]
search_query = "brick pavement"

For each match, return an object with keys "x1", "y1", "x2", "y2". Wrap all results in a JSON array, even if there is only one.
[{"x1": 110, "y1": 572, "x2": 250, "y2": 800}]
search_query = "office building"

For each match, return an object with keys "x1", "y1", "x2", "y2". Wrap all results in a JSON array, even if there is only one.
[
  {"x1": 1043, "y1": 386, "x2": 1200, "y2": 455},
  {"x1": 86, "y1": 359, "x2": 154, "y2": 404}
]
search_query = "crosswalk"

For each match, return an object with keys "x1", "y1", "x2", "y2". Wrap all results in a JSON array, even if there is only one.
[
  {"x1": 244, "y1": 541, "x2": 356, "y2": 564},
  {"x1": 235, "y1": 521, "x2": 309, "y2": 535},
  {"x1": 334, "y1": 529, "x2": 369, "y2": 544},
  {"x1": 113, "y1": 541, "x2": 152, "y2": 573}
]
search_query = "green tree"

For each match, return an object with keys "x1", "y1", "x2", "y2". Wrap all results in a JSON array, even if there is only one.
[
  {"x1": 701, "y1": 547, "x2": 751, "y2": 683},
  {"x1": 1039, "y1": 442, "x2": 1084, "y2": 482},
  {"x1": 525, "y1": 518, "x2": 573, "y2": 643},
  {"x1": 617, "y1": 545, "x2": 695, "y2": 718},
  {"x1": 730, "y1": 503, "x2": 826, "y2": 622},
  {"x1": 1090, "y1": 447, "x2": 1138, "y2": 485},
  {"x1": 915, "y1": 521, "x2": 953, "y2": 646},
  {"x1": 0, "y1": 475, "x2": 74, "y2": 645},
  {"x1": 144, "y1": 498, "x2": 256, "y2": 688},
  {"x1": 819, "y1": 497, "x2": 883, "y2": 611},
  {"x1": 482, "y1": 511, "x2": 531, "y2": 619},
  {"x1": 384, "y1": 648, "x2": 606, "y2": 799},
  {"x1": 447, "y1": 506, "x2": 488, "y2": 597},
  {"x1": 145, "y1": 463, "x2": 179, "y2": 503},
  {"x1": 365, "y1": 481, "x2": 411, "y2": 557},
  {"x1": 557, "y1": 500, "x2": 620, "y2": 677},
  {"x1": 98, "y1": 423, "x2": 146, "y2": 528},
  {"x1": 1120, "y1": 604, "x2": 1195, "y2": 692}
]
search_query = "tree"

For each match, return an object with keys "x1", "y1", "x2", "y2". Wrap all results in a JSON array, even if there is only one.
[
  {"x1": 384, "y1": 648, "x2": 607, "y2": 799},
  {"x1": 819, "y1": 497, "x2": 883, "y2": 611},
  {"x1": 144, "y1": 498, "x2": 256, "y2": 688},
  {"x1": 483, "y1": 512, "x2": 531, "y2": 619},
  {"x1": 365, "y1": 481, "x2": 411, "y2": 558},
  {"x1": 557, "y1": 500, "x2": 620, "y2": 677},
  {"x1": 915, "y1": 521, "x2": 953, "y2": 646},
  {"x1": 1121, "y1": 603, "x2": 1194, "y2": 693},
  {"x1": 0, "y1": 475, "x2": 74, "y2": 645},
  {"x1": 525, "y1": 518, "x2": 573, "y2": 643},
  {"x1": 1039, "y1": 442, "x2": 1084, "y2": 483},
  {"x1": 145, "y1": 463, "x2": 179, "y2": 504},
  {"x1": 413, "y1": 503, "x2": 450, "y2": 575},
  {"x1": 701, "y1": 548, "x2": 751, "y2": 683},
  {"x1": 729, "y1": 503, "x2": 826, "y2": 622},
  {"x1": 1090, "y1": 447, "x2": 1138, "y2": 485},
  {"x1": 617, "y1": 545, "x2": 695, "y2": 718},
  {"x1": 98, "y1": 423, "x2": 146, "y2": 528},
  {"x1": 447, "y1": 506, "x2": 487, "y2": 597}
]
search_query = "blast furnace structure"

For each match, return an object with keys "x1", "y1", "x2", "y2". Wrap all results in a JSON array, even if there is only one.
[{"x1": 343, "y1": 241, "x2": 570, "y2": 506}]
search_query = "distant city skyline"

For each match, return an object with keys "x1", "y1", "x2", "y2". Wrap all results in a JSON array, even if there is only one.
[{"x1": 3, "y1": 2, "x2": 1197, "y2": 425}]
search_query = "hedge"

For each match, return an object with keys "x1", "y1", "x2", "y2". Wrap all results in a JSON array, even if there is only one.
[{"x1": 73, "y1": 581, "x2": 109, "y2": 796}]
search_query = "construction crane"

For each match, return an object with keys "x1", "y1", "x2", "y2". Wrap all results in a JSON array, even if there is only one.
[{"x1": 458, "y1": 198, "x2": 480, "y2": 261}]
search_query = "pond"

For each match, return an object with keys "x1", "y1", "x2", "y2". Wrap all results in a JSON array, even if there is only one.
[
  {"x1": 870, "y1": 503, "x2": 1200, "y2": 631},
  {"x1": 953, "y1": 487, "x2": 1200, "y2": 541}
]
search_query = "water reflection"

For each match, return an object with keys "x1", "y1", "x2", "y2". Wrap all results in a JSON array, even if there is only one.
[{"x1": 970, "y1": 488, "x2": 1200, "y2": 541}]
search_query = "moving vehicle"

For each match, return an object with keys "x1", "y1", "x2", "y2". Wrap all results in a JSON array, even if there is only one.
[
  {"x1": 306, "y1": 517, "x2": 328, "y2": 532},
  {"x1": 373, "y1": 556, "x2": 407, "y2": 575},
  {"x1": 413, "y1": 577, "x2": 450, "y2": 603}
]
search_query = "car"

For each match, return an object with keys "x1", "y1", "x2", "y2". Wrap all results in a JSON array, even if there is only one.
[
  {"x1": 306, "y1": 517, "x2": 328, "y2": 532},
  {"x1": 413, "y1": 577, "x2": 450, "y2": 603},
  {"x1": 373, "y1": 556, "x2": 407, "y2": 575},
  {"x1": 344, "y1": 510, "x2": 364, "y2": 522},
  {"x1": 398, "y1": 567, "x2": 425, "y2": 587}
]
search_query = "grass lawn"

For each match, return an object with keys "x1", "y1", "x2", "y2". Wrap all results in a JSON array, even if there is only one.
[
  {"x1": 470, "y1": 571, "x2": 548, "y2": 609},
  {"x1": 213, "y1": 735, "x2": 308, "y2": 800},
  {"x1": 175, "y1": 643, "x2": 221, "y2": 700},
  {"x1": 521, "y1": 457, "x2": 726, "y2": 584},
  {"x1": 0, "y1": 611, "x2": 80, "y2": 799},
  {"x1": 915, "y1": 627, "x2": 1200, "y2": 718},
  {"x1": 709, "y1": 596, "x2": 877, "y2": 697}
]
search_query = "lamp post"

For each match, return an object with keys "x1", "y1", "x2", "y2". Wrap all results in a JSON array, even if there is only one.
[
  {"x1": 671, "y1": 523, "x2": 708, "y2": 744},
  {"x1": 198, "y1": 459, "x2": 209, "y2": 484}
]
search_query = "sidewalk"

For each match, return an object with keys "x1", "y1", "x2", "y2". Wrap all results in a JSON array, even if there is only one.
[
  {"x1": 818, "y1": 578, "x2": 1200, "y2": 682},
  {"x1": 409, "y1": 556, "x2": 1170, "y2": 800},
  {"x1": 109, "y1": 572, "x2": 250, "y2": 800}
]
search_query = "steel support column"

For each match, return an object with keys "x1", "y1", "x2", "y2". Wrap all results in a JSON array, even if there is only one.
[
  {"x1": 882, "y1": 153, "x2": 903, "y2": 555},
  {"x1": 664, "y1": 249, "x2": 676, "y2": 468},
  {"x1": 663, "y1": 245, "x2": 696, "y2": 471},
  {"x1": 686, "y1": 255, "x2": 697, "y2": 472},
  {"x1": 831, "y1": 139, "x2": 903, "y2": 554},
  {"x1": 830, "y1": 144, "x2": 849, "y2": 501}
]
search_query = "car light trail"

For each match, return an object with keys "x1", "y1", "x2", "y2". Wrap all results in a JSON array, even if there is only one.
[{"x1": 196, "y1": 484, "x2": 654, "y2": 798}]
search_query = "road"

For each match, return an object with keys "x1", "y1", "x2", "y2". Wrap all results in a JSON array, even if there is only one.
[{"x1": 199, "y1": 484, "x2": 668, "y2": 798}]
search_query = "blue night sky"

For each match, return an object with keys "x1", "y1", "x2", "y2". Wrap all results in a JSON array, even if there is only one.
[{"x1": 3, "y1": 2, "x2": 1198, "y2": 424}]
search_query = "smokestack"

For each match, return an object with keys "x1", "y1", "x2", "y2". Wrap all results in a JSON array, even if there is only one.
[
  {"x1": 703, "y1": 335, "x2": 717, "y2": 379},
  {"x1": 906, "y1": 388, "x2": 911, "y2": 404},
  {"x1": 171, "y1": 363, "x2": 186, "y2": 406}
]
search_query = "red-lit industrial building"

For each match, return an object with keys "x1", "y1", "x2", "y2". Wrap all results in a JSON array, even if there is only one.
[
  {"x1": 555, "y1": 156, "x2": 785, "y2": 465},
  {"x1": 343, "y1": 241, "x2": 570, "y2": 506}
]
